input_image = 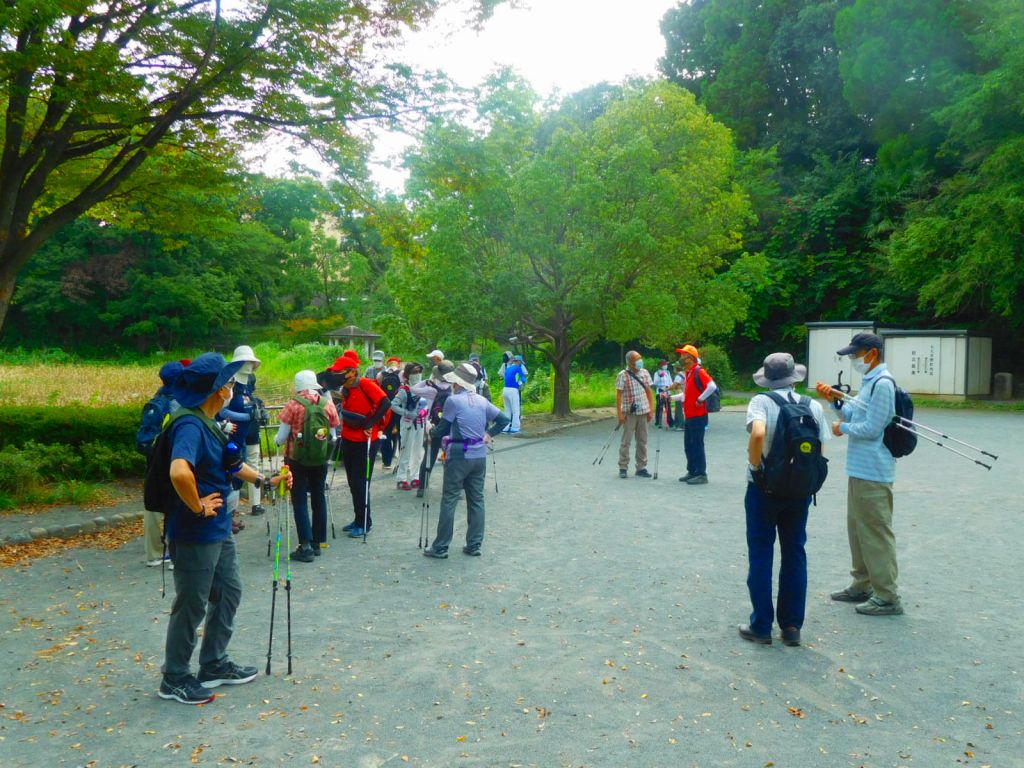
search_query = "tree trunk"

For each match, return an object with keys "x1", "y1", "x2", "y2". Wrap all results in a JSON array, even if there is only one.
[
  {"x1": 552, "y1": 353, "x2": 572, "y2": 417},
  {"x1": 0, "y1": 268, "x2": 18, "y2": 338}
]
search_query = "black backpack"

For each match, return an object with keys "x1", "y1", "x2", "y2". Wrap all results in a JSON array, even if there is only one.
[
  {"x1": 871, "y1": 375, "x2": 917, "y2": 458},
  {"x1": 694, "y1": 366, "x2": 721, "y2": 413},
  {"x1": 428, "y1": 382, "x2": 451, "y2": 425},
  {"x1": 136, "y1": 393, "x2": 177, "y2": 456},
  {"x1": 380, "y1": 370, "x2": 402, "y2": 398},
  {"x1": 143, "y1": 408, "x2": 227, "y2": 516},
  {"x1": 757, "y1": 392, "x2": 828, "y2": 500}
]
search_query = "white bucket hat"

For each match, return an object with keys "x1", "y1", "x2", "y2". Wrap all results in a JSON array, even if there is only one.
[
  {"x1": 443, "y1": 362, "x2": 478, "y2": 390},
  {"x1": 294, "y1": 369, "x2": 323, "y2": 392},
  {"x1": 231, "y1": 345, "x2": 261, "y2": 369}
]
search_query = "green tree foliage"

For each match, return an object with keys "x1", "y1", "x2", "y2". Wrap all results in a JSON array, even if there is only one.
[
  {"x1": 0, "y1": 0, "x2": 507, "y2": 334},
  {"x1": 391, "y1": 78, "x2": 760, "y2": 414}
]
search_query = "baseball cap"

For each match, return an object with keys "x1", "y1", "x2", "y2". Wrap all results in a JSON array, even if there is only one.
[{"x1": 837, "y1": 332, "x2": 884, "y2": 356}]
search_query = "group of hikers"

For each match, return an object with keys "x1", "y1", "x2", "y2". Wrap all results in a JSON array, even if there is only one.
[{"x1": 140, "y1": 331, "x2": 908, "y2": 705}]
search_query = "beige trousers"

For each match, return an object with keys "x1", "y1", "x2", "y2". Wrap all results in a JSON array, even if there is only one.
[
  {"x1": 618, "y1": 413, "x2": 649, "y2": 471},
  {"x1": 143, "y1": 510, "x2": 164, "y2": 562},
  {"x1": 847, "y1": 477, "x2": 899, "y2": 603}
]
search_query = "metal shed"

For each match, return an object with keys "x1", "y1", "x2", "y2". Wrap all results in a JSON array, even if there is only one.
[
  {"x1": 880, "y1": 330, "x2": 992, "y2": 397},
  {"x1": 805, "y1": 321, "x2": 876, "y2": 392}
]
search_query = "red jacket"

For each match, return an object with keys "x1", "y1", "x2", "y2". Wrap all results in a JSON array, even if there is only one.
[
  {"x1": 682, "y1": 365, "x2": 713, "y2": 419},
  {"x1": 341, "y1": 378, "x2": 389, "y2": 442}
]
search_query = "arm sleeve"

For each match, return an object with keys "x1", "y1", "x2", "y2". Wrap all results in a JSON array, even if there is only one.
[
  {"x1": 840, "y1": 380, "x2": 894, "y2": 439},
  {"x1": 274, "y1": 423, "x2": 291, "y2": 446},
  {"x1": 170, "y1": 422, "x2": 202, "y2": 465},
  {"x1": 430, "y1": 417, "x2": 452, "y2": 441},
  {"x1": 697, "y1": 379, "x2": 717, "y2": 403},
  {"x1": 488, "y1": 403, "x2": 511, "y2": 436},
  {"x1": 390, "y1": 389, "x2": 414, "y2": 419},
  {"x1": 218, "y1": 407, "x2": 250, "y2": 422},
  {"x1": 745, "y1": 396, "x2": 767, "y2": 433}
]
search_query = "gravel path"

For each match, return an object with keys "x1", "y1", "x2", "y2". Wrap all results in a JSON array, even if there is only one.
[{"x1": 0, "y1": 408, "x2": 1020, "y2": 767}]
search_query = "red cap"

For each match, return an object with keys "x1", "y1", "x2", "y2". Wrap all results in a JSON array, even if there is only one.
[
  {"x1": 328, "y1": 352, "x2": 360, "y2": 371},
  {"x1": 178, "y1": 358, "x2": 192, "y2": 367},
  {"x1": 386, "y1": 356, "x2": 401, "y2": 365}
]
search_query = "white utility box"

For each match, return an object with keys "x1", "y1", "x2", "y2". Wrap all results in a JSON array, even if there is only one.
[{"x1": 805, "y1": 321, "x2": 876, "y2": 392}]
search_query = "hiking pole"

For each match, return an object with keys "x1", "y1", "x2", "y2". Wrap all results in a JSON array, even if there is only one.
[
  {"x1": 834, "y1": 394, "x2": 995, "y2": 470},
  {"x1": 653, "y1": 421, "x2": 662, "y2": 480},
  {"x1": 266, "y1": 486, "x2": 282, "y2": 675},
  {"x1": 490, "y1": 442, "x2": 499, "y2": 494},
  {"x1": 281, "y1": 465, "x2": 293, "y2": 676},
  {"x1": 363, "y1": 435, "x2": 371, "y2": 544},
  {"x1": 593, "y1": 422, "x2": 621, "y2": 465}
]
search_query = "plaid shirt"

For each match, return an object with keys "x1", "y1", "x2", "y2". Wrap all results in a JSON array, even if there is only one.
[{"x1": 615, "y1": 368, "x2": 653, "y2": 415}]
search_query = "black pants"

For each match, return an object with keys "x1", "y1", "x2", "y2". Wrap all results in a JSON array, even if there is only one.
[
  {"x1": 380, "y1": 425, "x2": 399, "y2": 467},
  {"x1": 417, "y1": 434, "x2": 442, "y2": 489},
  {"x1": 342, "y1": 438, "x2": 378, "y2": 529}
]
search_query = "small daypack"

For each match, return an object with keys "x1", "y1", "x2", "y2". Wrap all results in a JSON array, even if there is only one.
[
  {"x1": 871, "y1": 375, "x2": 917, "y2": 458},
  {"x1": 380, "y1": 370, "x2": 402, "y2": 399},
  {"x1": 428, "y1": 382, "x2": 451, "y2": 425},
  {"x1": 291, "y1": 397, "x2": 332, "y2": 467},
  {"x1": 143, "y1": 408, "x2": 227, "y2": 515},
  {"x1": 758, "y1": 392, "x2": 828, "y2": 500},
  {"x1": 694, "y1": 366, "x2": 721, "y2": 413},
  {"x1": 136, "y1": 393, "x2": 177, "y2": 456}
]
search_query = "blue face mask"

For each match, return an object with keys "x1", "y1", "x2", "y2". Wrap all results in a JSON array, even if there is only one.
[{"x1": 635, "y1": 359, "x2": 645, "y2": 370}]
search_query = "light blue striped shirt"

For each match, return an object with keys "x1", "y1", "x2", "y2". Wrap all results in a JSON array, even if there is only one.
[{"x1": 838, "y1": 364, "x2": 896, "y2": 483}]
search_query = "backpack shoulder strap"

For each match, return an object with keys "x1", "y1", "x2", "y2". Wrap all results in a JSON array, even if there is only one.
[
  {"x1": 760, "y1": 390, "x2": 786, "y2": 407},
  {"x1": 169, "y1": 407, "x2": 228, "y2": 445}
]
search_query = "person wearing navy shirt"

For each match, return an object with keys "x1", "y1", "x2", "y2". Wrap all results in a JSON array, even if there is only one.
[
  {"x1": 159, "y1": 352, "x2": 291, "y2": 705},
  {"x1": 501, "y1": 354, "x2": 527, "y2": 433}
]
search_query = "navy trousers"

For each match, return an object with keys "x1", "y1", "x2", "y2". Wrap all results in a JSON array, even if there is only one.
[
  {"x1": 744, "y1": 482, "x2": 810, "y2": 636},
  {"x1": 683, "y1": 414, "x2": 708, "y2": 475}
]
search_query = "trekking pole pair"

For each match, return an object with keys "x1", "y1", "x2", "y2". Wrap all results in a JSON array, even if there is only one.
[
  {"x1": 593, "y1": 422, "x2": 621, "y2": 465},
  {"x1": 266, "y1": 465, "x2": 293, "y2": 676},
  {"x1": 833, "y1": 392, "x2": 997, "y2": 470},
  {"x1": 419, "y1": 434, "x2": 433, "y2": 549}
]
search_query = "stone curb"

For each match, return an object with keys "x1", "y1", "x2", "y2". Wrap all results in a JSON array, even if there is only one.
[{"x1": 0, "y1": 510, "x2": 145, "y2": 549}]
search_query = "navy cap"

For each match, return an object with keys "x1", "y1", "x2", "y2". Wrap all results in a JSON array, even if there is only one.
[
  {"x1": 837, "y1": 332, "x2": 884, "y2": 356},
  {"x1": 172, "y1": 352, "x2": 244, "y2": 409}
]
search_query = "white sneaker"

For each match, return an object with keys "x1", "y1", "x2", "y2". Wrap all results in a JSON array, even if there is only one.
[{"x1": 146, "y1": 558, "x2": 163, "y2": 567}]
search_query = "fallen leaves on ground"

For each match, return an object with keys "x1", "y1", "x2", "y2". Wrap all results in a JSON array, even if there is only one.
[{"x1": 0, "y1": 519, "x2": 144, "y2": 569}]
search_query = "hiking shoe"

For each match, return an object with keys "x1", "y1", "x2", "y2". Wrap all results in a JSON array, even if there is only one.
[
  {"x1": 198, "y1": 661, "x2": 258, "y2": 689},
  {"x1": 635, "y1": 469, "x2": 652, "y2": 478},
  {"x1": 685, "y1": 474, "x2": 708, "y2": 485},
  {"x1": 737, "y1": 624, "x2": 772, "y2": 645},
  {"x1": 830, "y1": 587, "x2": 872, "y2": 603},
  {"x1": 398, "y1": 481, "x2": 412, "y2": 491},
  {"x1": 147, "y1": 558, "x2": 164, "y2": 567},
  {"x1": 348, "y1": 527, "x2": 366, "y2": 538},
  {"x1": 423, "y1": 548, "x2": 448, "y2": 559},
  {"x1": 855, "y1": 596, "x2": 904, "y2": 616},
  {"x1": 289, "y1": 546, "x2": 315, "y2": 563},
  {"x1": 342, "y1": 521, "x2": 358, "y2": 532},
  {"x1": 619, "y1": 469, "x2": 628, "y2": 479},
  {"x1": 312, "y1": 543, "x2": 322, "y2": 557},
  {"x1": 159, "y1": 675, "x2": 216, "y2": 704},
  {"x1": 678, "y1": 473, "x2": 694, "y2": 483},
  {"x1": 250, "y1": 505, "x2": 265, "y2": 516},
  {"x1": 781, "y1": 627, "x2": 801, "y2": 647},
  {"x1": 462, "y1": 546, "x2": 481, "y2": 557},
  {"x1": 411, "y1": 479, "x2": 420, "y2": 488}
]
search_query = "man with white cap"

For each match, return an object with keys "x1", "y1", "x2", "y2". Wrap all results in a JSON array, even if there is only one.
[
  {"x1": 364, "y1": 350, "x2": 386, "y2": 381},
  {"x1": 227, "y1": 345, "x2": 265, "y2": 517},
  {"x1": 738, "y1": 353, "x2": 829, "y2": 647},
  {"x1": 422, "y1": 363, "x2": 510, "y2": 559},
  {"x1": 427, "y1": 349, "x2": 445, "y2": 368}
]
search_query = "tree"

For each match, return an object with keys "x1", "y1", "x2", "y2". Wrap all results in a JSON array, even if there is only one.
[
  {"x1": 0, "y1": 0, "x2": 506, "y2": 334},
  {"x1": 392, "y1": 80, "x2": 761, "y2": 415}
]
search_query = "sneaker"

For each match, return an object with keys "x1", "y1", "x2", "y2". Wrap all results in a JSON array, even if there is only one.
[
  {"x1": 678, "y1": 473, "x2": 694, "y2": 483},
  {"x1": 830, "y1": 587, "x2": 872, "y2": 603},
  {"x1": 198, "y1": 661, "x2": 259, "y2": 689},
  {"x1": 462, "y1": 546, "x2": 481, "y2": 557},
  {"x1": 250, "y1": 505, "x2": 265, "y2": 517},
  {"x1": 348, "y1": 527, "x2": 365, "y2": 538},
  {"x1": 855, "y1": 596, "x2": 904, "y2": 616},
  {"x1": 342, "y1": 521, "x2": 358, "y2": 532},
  {"x1": 737, "y1": 624, "x2": 772, "y2": 645},
  {"x1": 423, "y1": 548, "x2": 448, "y2": 559},
  {"x1": 399, "y1": 481, "x2": 412, "y2": 491},
  {"x1": 685, "y1": 474, "x2": 708, "y2": 485},
  {"x1": 619, "y1": 469, "x2": 628, "y2": 479},
  {"x1": 289, "y1": 546, "x2": 315, "y2": 563},
  {"x1": 159, "y1": 675, "x2": 216, "y2": 704},
  {"x1": 781, "y1": 627, "x2": 801, "y2": 647},
  {"x1": 312, "y1": 543, "x2": 322, "y2": 557},
  {"x1": 411, "y1": 479, "x2": 420, "y2": 488},
  {"x1": 635, "y1": 468, "x2": 652, "y2": 478},
  {"x1": 147, "y1": 558, "x2": 164, "y2": 567}
]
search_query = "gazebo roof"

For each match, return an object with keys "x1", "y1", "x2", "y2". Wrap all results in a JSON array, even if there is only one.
[{"x1": 324, "y1": 324, "x2": 380, "y2": 340}]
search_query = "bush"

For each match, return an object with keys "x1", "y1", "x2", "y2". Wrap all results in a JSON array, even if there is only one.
[
  {"x1": 0, "y1": 405, "x2": 139, "y2": 450},
  {"x1": 697, "y1": 343, "x2": 737, "y2": 390}
]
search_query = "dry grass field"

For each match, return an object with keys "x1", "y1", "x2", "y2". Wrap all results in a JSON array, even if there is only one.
[{"x1": 0, "y1": 364, "x2": 157, "y2": 406}]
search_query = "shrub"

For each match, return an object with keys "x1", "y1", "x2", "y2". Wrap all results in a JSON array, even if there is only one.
[
  {"x1": 0, "y1": 405, "x2": 139, "y2": 450},
  {"x1": 697, "y1": 343, "x2": 737, "y2": 390}
]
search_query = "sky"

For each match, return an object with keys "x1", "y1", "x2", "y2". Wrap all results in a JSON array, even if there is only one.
[{"x1": 256, "y1": 0, "x2": 680, "y2": 192}]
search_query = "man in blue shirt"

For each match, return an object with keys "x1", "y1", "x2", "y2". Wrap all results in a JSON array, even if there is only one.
[
  {"x1": 816, "y1": 333, "x2": 903, "y2": 617},
  {"x1": 423, "y1": 363, "x2": 510, "y2": 558},
  {"x1": 501, "y1": 354, "x2": 527, "y2": 433},
  {"x1": 160, "y1": 353, "x2": 291, "y2": 704}
]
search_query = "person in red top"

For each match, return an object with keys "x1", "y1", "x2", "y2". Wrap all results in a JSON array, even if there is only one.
[
  {"x1": 670, "y1": 344, "x2": 718, "y2": 485},
  {"x1": 274, "y1": 370, "x2": 342, "y2": 561},
  {"x1": 327, "y1": 351, "x2": 391, "y2": 538}
]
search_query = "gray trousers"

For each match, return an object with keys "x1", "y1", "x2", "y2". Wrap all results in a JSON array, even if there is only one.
[
  {"x1": 431, "y1": 457, "x2": 487, "y2": 552},
  {"x1": 164, "y1": 537, "x2": 243, "y2": 679},
  {"x1": 618, "y1": 413, "x2": 649, "y2": 471}
]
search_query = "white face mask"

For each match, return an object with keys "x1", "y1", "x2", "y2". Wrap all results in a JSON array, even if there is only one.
[
  {"x1": 851, "y1": 355, "x2": 871, "y2": 375},
  {"x1": 409, "y1": 374, "x2": 422, "y2": 386},
  {"x1": 374, "y1": 361, "x2": 383, "y2": 369},
  {"x1": 235, "y1": 371, "x2": 251, "y2": 385}
]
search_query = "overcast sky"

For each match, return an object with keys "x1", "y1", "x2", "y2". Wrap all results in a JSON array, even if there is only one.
[{"x1": 256, "y1": 0, "x2": 680, "y2": 191}]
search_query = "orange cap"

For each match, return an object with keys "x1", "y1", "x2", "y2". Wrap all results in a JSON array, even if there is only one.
[{"x1": 675, "y1": 344, "x2": 699, "y2": 359}]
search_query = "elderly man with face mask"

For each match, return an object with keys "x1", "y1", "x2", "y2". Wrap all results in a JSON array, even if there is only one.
[
  {"x1": 159, "y1": 353, "x2": 292, "y2": 705},
  {"x1": 615, "y1": 351, "x2": 655, "y2": 479},
  {"x1": 816, "y1": 333, "x2": 903, "y2": 617},
  {"x1": 422, "y1": 363, "x2": 510, "y2": 559}
]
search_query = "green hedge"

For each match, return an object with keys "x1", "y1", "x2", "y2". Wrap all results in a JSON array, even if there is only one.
[{"x1": 0, "y1": 404, "x2": 139, "y2": 450}]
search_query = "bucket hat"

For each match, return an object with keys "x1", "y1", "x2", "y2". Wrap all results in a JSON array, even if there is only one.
[
  {"x1": 173, "y1": 352, "x2": 244, "y2": 409},
  {"x1": 753, "y1": 352, "x2": 807, "y2": 389},
  {"x1": 444, "y1": 363, "x2": 478, "y2": 390},
  {"x1": 231, "y1": 345, "x2": 261, "y2": 369},
  {"x1": 295, "y1": 370, "x2": 323, "y2": 392}
]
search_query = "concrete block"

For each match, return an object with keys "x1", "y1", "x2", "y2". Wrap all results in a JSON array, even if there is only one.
[
  {"x1": 46, "y1": 525, "x2": 65, "y2": 538},
  {"x1": 29, "y1": 527, "x2": 49, "y2": 540},
  {"x1": 993, "y1": 372, "x2": 1013, "y2": 400},
  {"x1": 8, "y1": 532, "x2": 33, "y2": 545},
  {"x1": 79, "y1": 520, "x2": 97, "y2": 535},
  {"x1": 64, "y1": 524, "x2": 82, "y2": 537},
  {"x1": 92, "y1": 517, "x2": 108, "y2": 529}
]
